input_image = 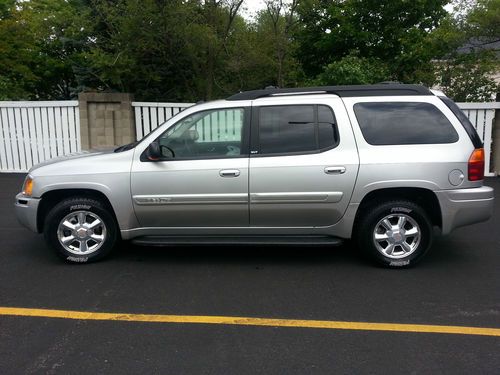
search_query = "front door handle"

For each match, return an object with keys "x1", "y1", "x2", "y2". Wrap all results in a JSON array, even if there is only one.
[
  {"x1": 219, "y1": 169, "x2": 240, "y2": 177},
  {"x1": 324, "y1": 166, "x2": 346, "y2": 175}
]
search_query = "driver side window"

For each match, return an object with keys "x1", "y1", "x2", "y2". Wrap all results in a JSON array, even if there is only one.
[{"x1": 158, "y1": 108, "x2": 245, "y2": 159}]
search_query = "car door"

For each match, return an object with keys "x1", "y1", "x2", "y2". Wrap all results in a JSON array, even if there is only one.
[
  {"x1": 130, "y1": 106, "x2": 250, "y2": 228},
  {"x1": 249, "y1": 96, "x2": 359, "y2": 227}
]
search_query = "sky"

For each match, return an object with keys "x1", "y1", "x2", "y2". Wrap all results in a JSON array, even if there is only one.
[
  {"x1": 241, "y1": 0, "x2": 455, "y2": 20},
  {"x1": 241, "y1": 0, "x2": 267, "y2": 19}
]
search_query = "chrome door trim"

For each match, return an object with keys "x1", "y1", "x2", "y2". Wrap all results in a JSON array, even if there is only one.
[
  {"x1": 250, "y1": 192, "x2": 343, "y2": 204},
  {"x1": 133, "y1": 193, "x2": 248, "y2": 205}
]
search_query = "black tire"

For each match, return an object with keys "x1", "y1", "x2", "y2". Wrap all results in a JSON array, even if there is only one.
[
  {"x1": 44, "y1": 197, "x2": 118, "y2": 263},
  {"x1": 355, "y1": 200, "x2": 433, "y2": 268}
]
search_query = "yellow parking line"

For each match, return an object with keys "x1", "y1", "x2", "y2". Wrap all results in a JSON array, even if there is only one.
[{"x1": 1, "y1": 307, "x2": 499, "y2": 337}]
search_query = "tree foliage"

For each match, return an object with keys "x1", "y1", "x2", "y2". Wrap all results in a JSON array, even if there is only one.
[
  {"x1": 429, "y1": 0, "x2": 500, "y2": 101},
  {"x1": 295, "y1": 0, "x2": 449, "y2": 83},
  {"x1": 0, "y1": 0, "x2": 91, "y2": 99},
  {"x1": 0, "y1": 0, "x2": 498, "y2": 101},
  {"x1": 312, "y1": 54, "x2": 389, "y2": 85}
]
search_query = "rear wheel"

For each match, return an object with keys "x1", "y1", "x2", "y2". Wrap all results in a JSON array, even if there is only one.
[
  {"x1": 44, "y1": 197, "x2": 118, "y2": 263},
  {"x1": 356, "y1": 201, "x2": 433, "y2": 268}
]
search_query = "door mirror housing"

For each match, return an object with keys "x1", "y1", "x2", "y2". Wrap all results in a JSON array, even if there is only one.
[{"x1": 146, "y1": 141, "x2": 162, "y2": 161}]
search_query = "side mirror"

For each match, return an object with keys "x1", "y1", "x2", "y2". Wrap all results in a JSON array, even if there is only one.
[
  {"x1": 146, "y1": 141, "x2": 162, "y2": 161},
  {"x1": 145, "y1": 141, "x2": 175, "y2": 161}
]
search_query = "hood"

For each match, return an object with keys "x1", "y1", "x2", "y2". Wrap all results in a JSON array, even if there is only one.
[{"x1": 28, "y1": 149, "x2": 116, "y2": 175}]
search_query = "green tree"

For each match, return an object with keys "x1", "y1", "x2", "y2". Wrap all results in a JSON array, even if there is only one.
[
  {"x1": 0, "y1": 0, "x2": 92, "y2": 100},
  {"x1": 436, "y1": 52, "x2": 499, "y2": 101},
  {"x1": 257, "y1": 0, "x2": 302, "y2": 87},
  {"x1": 430, "y1": 0, "x2": 500, "y2": 101},
  {"x1": 0, "y1": 0, "x2": 38, "y2": 99},
  {"x1": 295, "y1": 0, "x2": 449, "y2": 83},
  {"x1": 82, "y1": 0, "x2": 249, "y2": 101},
  {"x1": 467, "y1": 0, "x2": 500, "y2": 38},
  {"x1": 82, "y1": 0, "x2": 198, "y2": 100},
  {"x1": 313, "y1": 53, "x2": 389, "y2": 85}
]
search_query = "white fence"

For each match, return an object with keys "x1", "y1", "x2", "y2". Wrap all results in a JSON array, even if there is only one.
[
  {"x1": 0, "y1": 100, "x2": 498, "y2": 175},
  {"x1": 0, "y1": 101, "x2": 80, "y2": 172},
  {"x1": 457, "y1": 102, "x2": 500, "y2": 176},
  {"x1": 132, "y1": 102, "x2": 193, "y2": 140}
]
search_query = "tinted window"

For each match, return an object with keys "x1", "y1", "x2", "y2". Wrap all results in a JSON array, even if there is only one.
[
  {"x1": 318, "y1": 105, "x2": 337, "y2": 149},
  {"x1": 258, "y1": 105, "x2": 337, "y2": 155},
  {"x1": 354, "y1": 102, "x2": 459, "y2": 145},
  {"x1": 439, "y1": 96, "x2": 482, "y2": 148}
]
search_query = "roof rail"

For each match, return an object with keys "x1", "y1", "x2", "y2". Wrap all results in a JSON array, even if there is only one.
[
  {"x1": 377, "y1": 81, "x2": 403, "y2": 84},
  {"x1": 226, "y1": 84, "x2": 432, "y2": 101}
]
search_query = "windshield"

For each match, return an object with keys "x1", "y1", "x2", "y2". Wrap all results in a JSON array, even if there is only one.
[{"x1": 138, "y1": 107, "x2": 192, "y2": 143}]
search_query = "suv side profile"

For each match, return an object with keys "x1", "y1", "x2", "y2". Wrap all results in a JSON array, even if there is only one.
[{"x1": 15, "y1": 84, "x2": 494, "y2": 267}]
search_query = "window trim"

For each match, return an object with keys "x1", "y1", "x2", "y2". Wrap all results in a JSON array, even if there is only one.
[
  {"x1": 353, "y1": 101, "x2": 460, "y2": 146},
  {"x1": 140, "y1": 107, "x2": 251, "y2": 162},
  {"x1": 250, "y1": 104, "x2": 340, "y2": 158}
]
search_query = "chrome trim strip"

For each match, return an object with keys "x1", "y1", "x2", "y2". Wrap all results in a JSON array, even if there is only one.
[
  {"x1": 250, "y1": 192, "x2": 343, "y2": 204},
  {"x1": 133, "y1": 193, "x2": 248, "y2": 205}
]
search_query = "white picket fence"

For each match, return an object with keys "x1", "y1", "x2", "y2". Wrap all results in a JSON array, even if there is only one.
[
  {"x1": 132, "y1": 101, "x2": 193, "y2": 140},
  {"x1": 457, "y1": 102, "x2": 500, "y2": 177},
  {"x1": 0, "y1": 100, "x2": 498, "y2": 175},
  {"x1": 0, "y1": 101, "x2": 80, "y2": 172}
]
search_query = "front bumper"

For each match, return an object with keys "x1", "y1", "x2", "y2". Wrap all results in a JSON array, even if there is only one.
[
  {"x1": 15, "y1": 193, "x2": 41, "y2": 233},
  {"x1": 436, "y1": 186, "x2": 494, "y2": 235}
]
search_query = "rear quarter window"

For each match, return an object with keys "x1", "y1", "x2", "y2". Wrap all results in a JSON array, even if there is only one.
[
  {"x1": 439, "y1": 96, "x2": 483, "y2": 148},
  {"x1": 354, "y1": 102, "x2": 459, "y2": 145}
]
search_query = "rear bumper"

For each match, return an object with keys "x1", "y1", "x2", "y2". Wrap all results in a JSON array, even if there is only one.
[
  {"x1": 436, "y1": 186, "x2": 494, "y2": 235},
  {"x1": 14, "y1": 193, "x2": 41, "y2": 233}
]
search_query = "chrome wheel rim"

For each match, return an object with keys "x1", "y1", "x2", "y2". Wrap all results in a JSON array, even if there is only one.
[
  {"x1": 57, "y1": 211, "x2": 107, "y2": 255},
  {"x1": 373, "y1": 214, "x2": 421, "y2": 259}
]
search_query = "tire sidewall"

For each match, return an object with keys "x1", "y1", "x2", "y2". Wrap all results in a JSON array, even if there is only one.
[
  {"x1": 358, "y1": 202, "x2": 433, "y2": 268},
  {"x1": 45, "y1": 198, "x2": 117, "y2": 263}
]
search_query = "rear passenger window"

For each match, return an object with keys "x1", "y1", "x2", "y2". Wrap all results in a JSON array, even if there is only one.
[
  {"x1": 354, "y1": 102, "x2": 459, "y2": 145},
  {"x1": 258, "y1": 105, "x2": 338, "y2": 155}
]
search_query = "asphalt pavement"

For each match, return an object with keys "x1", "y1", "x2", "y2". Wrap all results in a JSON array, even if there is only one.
[{"x1": 0, "y1": 173, "x2": 499, "y2": 374}]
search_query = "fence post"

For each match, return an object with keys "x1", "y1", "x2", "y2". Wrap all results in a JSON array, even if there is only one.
[
  {"x1": 78, "y1": 92, "x2": 135, "y2": 150},
  {"x1": 491, "y1": 94, "x2": 500, "y2": 175}
]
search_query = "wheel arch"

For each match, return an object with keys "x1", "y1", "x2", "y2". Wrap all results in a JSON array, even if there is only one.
[
  {"x1": 353, "y1": 187, "x2": 442, "y2": 231},
  {"x1": 37, "y1": 189, "x2": 118, "y2": 234}
]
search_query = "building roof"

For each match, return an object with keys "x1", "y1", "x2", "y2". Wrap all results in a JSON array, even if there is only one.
[{"x1": 457, "y1": 38, "x2": 500, "y2": 55}]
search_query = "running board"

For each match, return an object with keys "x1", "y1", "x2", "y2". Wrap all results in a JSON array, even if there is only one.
[{"x1": 131, "y1": 235, "x2": 343, "y2": 247}]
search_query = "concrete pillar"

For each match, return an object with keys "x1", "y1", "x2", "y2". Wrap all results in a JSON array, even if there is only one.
[{"x1": 78, "y1": 92, "x2": 135, "y2": 150}]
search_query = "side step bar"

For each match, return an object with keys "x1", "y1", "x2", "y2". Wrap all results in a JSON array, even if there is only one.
[{"x1": 131, "y1": 235, "x2": 343, "y2": 247}]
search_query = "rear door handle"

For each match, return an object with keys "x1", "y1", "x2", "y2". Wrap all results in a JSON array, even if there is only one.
[
  {"x1": 219, "y1": 169, "x2": 240, "y2": 177},
  {"x1": 324, "y1": 166, "x2": 346, "y2": 175}
]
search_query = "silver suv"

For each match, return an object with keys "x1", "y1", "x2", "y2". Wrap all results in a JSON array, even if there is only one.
[{"x1": 15, "y1": 84, "x2": 494, "y2": 267}]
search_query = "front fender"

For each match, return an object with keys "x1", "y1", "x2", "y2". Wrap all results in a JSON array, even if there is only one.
[{"x1": 35, "y1": 174, "x2": 139, "y2": 231}]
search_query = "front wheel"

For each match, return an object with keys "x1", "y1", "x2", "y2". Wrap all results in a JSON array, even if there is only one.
[
  {"x1": 44, "y1": 197, "x2": 118, "y2": 263},
  {"x1": 356, "y1": 201, "x2": 433, "y2": 268}
]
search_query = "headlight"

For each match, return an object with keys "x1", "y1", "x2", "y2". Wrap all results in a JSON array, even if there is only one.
[{"x1": 22, "y1": 176, "x2": 34, "y2": 196}]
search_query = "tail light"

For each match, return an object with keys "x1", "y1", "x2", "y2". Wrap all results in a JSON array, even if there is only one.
[{"x1": 468, "y1": 148, "x2": 485, "y2": 181}]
